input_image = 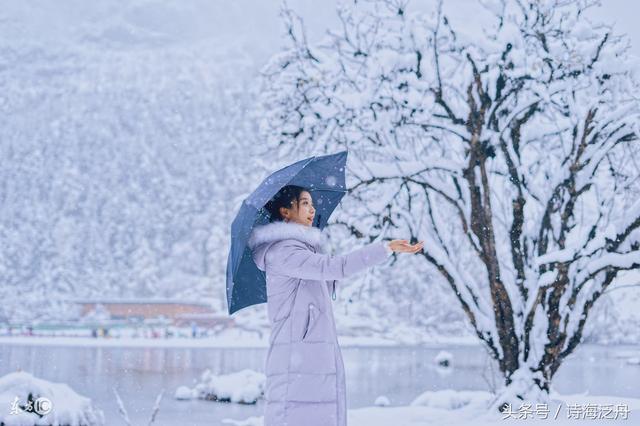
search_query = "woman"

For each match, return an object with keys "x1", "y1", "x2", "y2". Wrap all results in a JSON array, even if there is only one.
[{"x1": 247, "y1": 185, "x2": 423, "y2": 426}]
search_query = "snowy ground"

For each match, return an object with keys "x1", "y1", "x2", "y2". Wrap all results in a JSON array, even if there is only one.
[
  {"x1": 347, "y1": 394, "x2": 639, "y2": 425},
  {"x1": 349, "y1": 392, "x2": 640, "y2": 425},
  {"x1": 221, "y1": 390, "x2": 640, "y2": 425}
]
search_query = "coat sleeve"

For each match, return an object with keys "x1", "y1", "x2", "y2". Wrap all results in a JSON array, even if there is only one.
[{"x1": 266, "y1": 238, "x2": 392, "y2": 281}]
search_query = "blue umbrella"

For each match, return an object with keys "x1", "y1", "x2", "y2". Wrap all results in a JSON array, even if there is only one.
[{"x1": 225, "y1": 150, "x2": 349, "y2": 315}]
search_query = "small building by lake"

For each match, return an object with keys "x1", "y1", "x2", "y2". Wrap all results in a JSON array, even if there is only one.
[{"x1": 69, "y1": 298, "x2": 234, "y2": 328}]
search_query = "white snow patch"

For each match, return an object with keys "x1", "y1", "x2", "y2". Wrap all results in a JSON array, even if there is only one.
[
  {"x1": 182, "y1": 368, "x2": 266, "y2": 404},
  {"x1": 0, "y1": 370, "x2": 105, "y2": 426},
  {"x1": 173, "y1": 385, "x2": 196, "y2": 400},
  {"x1": 626, "y1": 357, "x2": 640, "y2": 365},
  {"x1": 410, "y1": 389, "x2": 493, "y2": 410},
  {"x1": 221, "y1": 416, "x2": 264, "y2": 426},
  {"x1": 374, "y1": 395, "x2": 391, "y2": 407}
]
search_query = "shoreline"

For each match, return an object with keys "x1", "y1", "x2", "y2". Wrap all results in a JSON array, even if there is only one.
[
  {"x1": 0, "y1": 334, "x2": 482, "y2": 349},
  {"x1": 1, "y1": 335, "x2": 638, "y2": 350}
]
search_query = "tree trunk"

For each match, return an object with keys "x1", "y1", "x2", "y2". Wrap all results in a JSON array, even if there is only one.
[{"x1": 489, "y1": 367, "x2": 552, "y2": 413}]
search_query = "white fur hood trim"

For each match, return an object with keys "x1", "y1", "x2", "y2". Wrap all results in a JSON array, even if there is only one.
[{"x1": 247, "y1": 221, "x2": 330, "y2": 254}]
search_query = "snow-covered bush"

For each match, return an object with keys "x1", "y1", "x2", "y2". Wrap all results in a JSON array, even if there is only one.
[
  {"x1": 177, "y1": 369, "x2": 265, "y2": 404},
  {"x1": 0, "y1": 371, "x2": 105, "y2": 426}
]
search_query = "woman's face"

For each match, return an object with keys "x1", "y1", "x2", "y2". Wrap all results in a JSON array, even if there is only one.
[{"x1": 280, "y1": 191, "x2": 315, "y2": 226}]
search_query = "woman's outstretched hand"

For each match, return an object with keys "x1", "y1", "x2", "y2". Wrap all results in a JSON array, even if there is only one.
[{"x1": 388, "y1": 239, "x2": 424, "y2": 254}]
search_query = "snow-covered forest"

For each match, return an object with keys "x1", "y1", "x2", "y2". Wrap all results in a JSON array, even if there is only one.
[{"x1": 0, "y1": 4, "x2": 260, "y2": 322}]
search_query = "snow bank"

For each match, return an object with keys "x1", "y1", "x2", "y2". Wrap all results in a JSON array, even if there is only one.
[
  {"x1": 0, "y1": 370, "x2": 105, "y2": 426},
  {"x1": 613, "y1": 350, "x2": 640, "y2": 359},
  {"x1": 176, "y1": 369, "x2": 265, "y2": 404}
]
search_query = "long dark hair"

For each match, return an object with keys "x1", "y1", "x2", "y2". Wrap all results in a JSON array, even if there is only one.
[{"x1": 264, "y1": 185, "x2": 309, "y2": 222}]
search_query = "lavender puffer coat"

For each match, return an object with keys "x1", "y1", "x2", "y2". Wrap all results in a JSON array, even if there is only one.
[{"x1": 247, "y1": 221, "x2": 391, "y2": 426}]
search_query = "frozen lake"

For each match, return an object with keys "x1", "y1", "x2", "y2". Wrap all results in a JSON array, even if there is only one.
[{"x1": 1, "y1": 342, "x2": 639, "y2": 425}]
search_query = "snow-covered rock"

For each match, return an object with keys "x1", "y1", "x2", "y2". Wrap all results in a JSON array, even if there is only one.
[
  {"x1": 434, "y1": 350, "x2": 453, "y2": 367},
  {"x1": 374, "y1": 395, "x2": 391, "y2": 406},
  {"x1": 174, "y1": 385, "x2": 196, "y2": 400},
  {"x1": 410, "y1": 389, "x2": 493, "y2": 410},
  {"x1": 179, "y1": 368, "x2": 266, "y2": 404},
  {"x1": 0, "y1": 370, "x2": 105, "y2": 426}
]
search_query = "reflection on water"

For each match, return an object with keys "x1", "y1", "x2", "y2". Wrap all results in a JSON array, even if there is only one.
[{"x1": 0, "y1": 343, "x2": 638, "y2": 425}]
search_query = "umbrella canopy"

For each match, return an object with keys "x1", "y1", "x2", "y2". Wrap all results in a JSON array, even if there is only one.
[{"x1": 225, "y1": 150, "x2": 349, "y2": 315}]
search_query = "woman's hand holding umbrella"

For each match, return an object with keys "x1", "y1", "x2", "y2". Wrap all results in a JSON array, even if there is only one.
[{"x1": 388, "y1": 240, "x2": 424, "y2": 254}]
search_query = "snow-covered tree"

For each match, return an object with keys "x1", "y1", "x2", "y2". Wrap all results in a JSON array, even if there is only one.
[
  {"x1": 258, "y1": 0, "x2": 640, "y2": 409},
  {"x1": 131, "y1": 239, "x2": 160, "y2": 297}
]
